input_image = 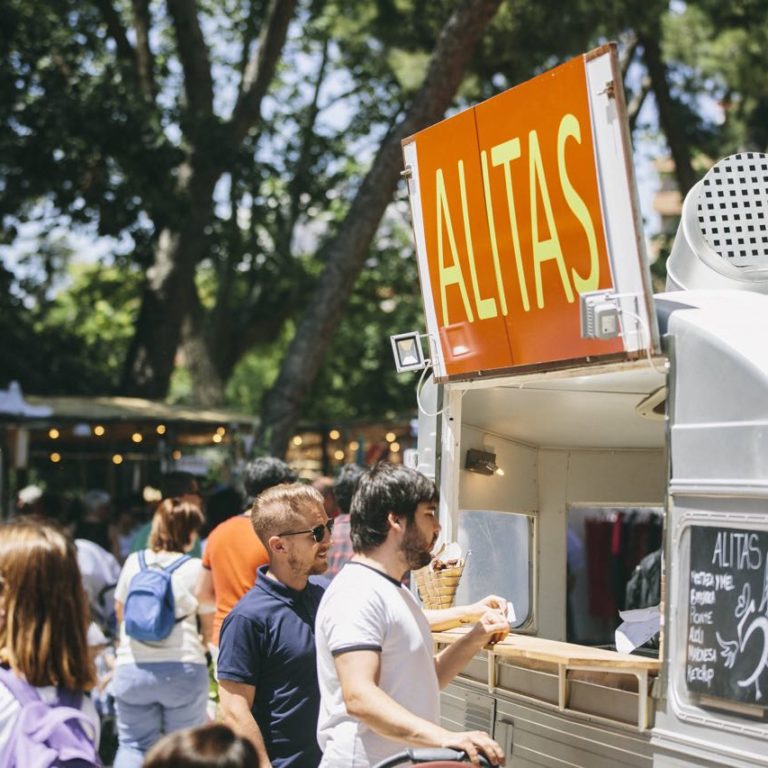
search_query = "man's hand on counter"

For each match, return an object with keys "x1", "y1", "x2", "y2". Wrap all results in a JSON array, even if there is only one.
[
  {"x1": 433, "y1": 607, "x2": 510, "y2": 688},
  {"x1": 424, "y1": 594, "x2": 509, "y2": 632},
  {"x1": 467, "y1": 607, "x2": 510, "y2": 648}
]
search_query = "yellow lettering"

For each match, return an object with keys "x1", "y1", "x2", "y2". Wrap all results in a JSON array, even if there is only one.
[
  {"x1": 558, "y1": 114, "x2": 599, "y2": 294},
  {"x1": 436, "y1": 168, "x2": 474, "y2": 325},
  {"x1": 529, "y1": 130, "x2": 574, "y2": 309},
  {"x1": 491, "y1": 139, "x2": 529, "y2": 312},
  {"x1": 480, "y1": 150, "x2": 507, "y2": 316},
  {"x1": 459, "y1": 160, "x2": 497, "y2": 320}
]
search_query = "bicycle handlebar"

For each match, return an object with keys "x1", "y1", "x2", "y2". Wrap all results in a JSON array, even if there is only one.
[{"x1": 372, "y1": 747, "x2": 492, "y2": 768}]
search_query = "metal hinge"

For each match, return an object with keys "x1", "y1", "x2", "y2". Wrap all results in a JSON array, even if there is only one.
[{"x1": 599, "y1": 80, "x2": 616, "y2": 99}]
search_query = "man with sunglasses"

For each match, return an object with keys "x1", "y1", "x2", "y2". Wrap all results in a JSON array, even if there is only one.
[{"x1": 217, "y1": 482, "x2": 332, "y2": 768}]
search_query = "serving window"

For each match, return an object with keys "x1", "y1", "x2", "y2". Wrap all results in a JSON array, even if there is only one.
[
  {"x1": 454, "y1": 510, "x2": 534, "y2": 630},
  {"x1": 567, "y1": 504, "x2": 663, "y2": 648}
]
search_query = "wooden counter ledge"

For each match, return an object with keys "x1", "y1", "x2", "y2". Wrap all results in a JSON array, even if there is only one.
[
  {"x1": 432, "y1": 629, "x2": 661, "y2": 730},
  {"x1": 432, "y1": 628, "x2": 661, "y2": 671}
]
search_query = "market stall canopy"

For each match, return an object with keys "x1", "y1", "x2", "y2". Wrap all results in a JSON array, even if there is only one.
[
  {"x1": 0, "y1": 383, "x2": 258, "y2": 462},
  {"x1": 22, "y1": 394, "x2": 256, "y2": 428},
  {"x1": 0, "y1": 382, "x2": 53, "y2": 418},
  {"x1": 0, "y1": 385, "x2": 259, "y2": 507},
  {"x1": 0, "y1": 385, "x2": 257, "y2": 430}
]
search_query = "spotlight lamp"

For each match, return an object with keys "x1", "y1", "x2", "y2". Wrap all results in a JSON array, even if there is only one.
[
  {"x1": 390, "y1": 331, "x2": 428, "y2": 373},
  {"x1": 465, "y1": 448, "x2": 504, "y2": 476}
]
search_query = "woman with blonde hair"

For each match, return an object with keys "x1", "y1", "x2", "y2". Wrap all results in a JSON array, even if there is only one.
[
  {"x1": 0, "y1": 518, "x2": 100, "y2": 761},
  {"x1": 113, "y1": 496, "x2": 210, "y2": 768}
]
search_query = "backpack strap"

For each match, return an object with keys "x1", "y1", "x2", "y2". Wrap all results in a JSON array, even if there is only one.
[
  {"x1": 165, "y1": 555, "x2": 193, "y2": 627},
  {"x1": 139, "y1": 551, "x2": 190, "y2": 575},
  {"x1": 164, "y1": 554, "x2": 191, "y2": 575},
  {"x1": 18, "y1": 702, "x2": 94, "y2": 741},
  {"x1": 96, "y1": 581, "x2": 117, "y2": 608},
  {"x1": 56, "y1": 686, "x2": 83, "y2": 710},
  {"x1": 0, "y1": 665, "x2": 38, "y2": 706},
  {"x1": 0, "y1": 665, "x2": 84, "y2": 710}
]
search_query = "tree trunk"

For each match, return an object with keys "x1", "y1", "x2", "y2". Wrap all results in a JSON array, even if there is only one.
[
  {"x1": 119, "y1": 0, "x2": 297, "y2": 400},
  {"x1": 179, "y1": 290, "x2": 228, "y2": 407},
  {"x1": 640, "y1": 34, "x2": 697, "y2": 195},
  {"x1": 120, "y1": 166, "x2": 217, "y2": 398},
  {"x1": 257, "y1": 0, "x2": 504, "y2": 458},
  {"x1": 744, "y1": 95, "x2": 768, "y2": 152}
]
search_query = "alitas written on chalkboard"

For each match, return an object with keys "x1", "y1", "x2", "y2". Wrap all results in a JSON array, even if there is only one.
[{"x1": 687, "y1": 526, "x2": 768, "y2": 708}]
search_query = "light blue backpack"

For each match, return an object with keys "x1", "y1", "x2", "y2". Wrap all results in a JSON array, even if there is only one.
[{"x1": 123, "y1": 551, "x2": 190, "y2": 643}]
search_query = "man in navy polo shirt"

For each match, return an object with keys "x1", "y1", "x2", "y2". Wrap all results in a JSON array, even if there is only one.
[{"x1": 217, "y1": 482, "x2": 331, "y2": 768}]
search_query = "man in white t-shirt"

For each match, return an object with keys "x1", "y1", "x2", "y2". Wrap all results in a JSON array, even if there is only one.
[{"x1": 315, "y1": 462, "x2": 508, "y2": 767}]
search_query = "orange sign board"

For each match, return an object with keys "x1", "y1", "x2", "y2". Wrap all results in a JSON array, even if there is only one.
[{"x1": 403, "y1": 48, "x2": 635, "y2": 379}]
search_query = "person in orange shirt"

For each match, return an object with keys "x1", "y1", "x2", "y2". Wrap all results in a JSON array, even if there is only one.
[{"x1": 195, "y1": 458, "x2": 298, "y2": 649}]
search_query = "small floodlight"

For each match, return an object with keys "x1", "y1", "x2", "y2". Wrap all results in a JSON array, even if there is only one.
[
  {"x1": 465, "y1": 448, "x2": 503, "y2": 477},
  {"x1": 390, "y1": 331, "x2": 428, "y2": 373}
]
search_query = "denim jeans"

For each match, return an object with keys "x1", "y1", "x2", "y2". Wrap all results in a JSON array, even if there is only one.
[{"x1": 113, "y1": 661, "x2": 208, "y2": 768}]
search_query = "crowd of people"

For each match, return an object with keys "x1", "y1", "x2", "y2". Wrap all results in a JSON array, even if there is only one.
[{"x1": 0, "y1": 459, "x2": 509, "y2": 767}]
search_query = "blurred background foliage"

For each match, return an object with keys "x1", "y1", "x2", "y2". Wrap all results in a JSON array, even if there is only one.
[{"x1": 0, "y1": 0, "x2": 766, "y2": 451}]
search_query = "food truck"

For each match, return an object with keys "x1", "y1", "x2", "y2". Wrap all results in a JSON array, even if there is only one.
[{"x1": 398, "y1": 43, "x2": 768, "y2": 767}]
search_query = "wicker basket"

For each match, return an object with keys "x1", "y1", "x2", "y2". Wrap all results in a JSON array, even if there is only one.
[{"x1": 413, "y1": 561, "x2": 465, "y2": 609}]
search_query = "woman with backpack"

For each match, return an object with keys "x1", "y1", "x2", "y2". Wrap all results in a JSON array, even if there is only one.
[
  {"x1": 113, "y1": 496, "x2": 210, "y2": 768},
  {"x1": 0, "y1": 518, "x2": 101, "y2": 766}
]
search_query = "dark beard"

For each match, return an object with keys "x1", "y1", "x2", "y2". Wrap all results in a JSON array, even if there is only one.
[
  {"x1": 309, "y1": 559, "x2": 328, "y2": 575},
  {"x1": 401, "y1": 523, "x2": 433, "y2": 570}
]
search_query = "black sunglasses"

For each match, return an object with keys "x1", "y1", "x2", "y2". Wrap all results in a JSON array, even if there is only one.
[{"x1": 277, "y1": 519, "x2": 334, "y2": 543}]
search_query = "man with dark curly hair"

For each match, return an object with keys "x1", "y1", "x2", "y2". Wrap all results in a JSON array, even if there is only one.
[{"x1": 316, "y1": 462, "x2": 508, "y2": 768}]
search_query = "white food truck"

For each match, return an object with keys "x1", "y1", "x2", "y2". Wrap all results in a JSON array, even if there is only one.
[{"x1": 397, "y1": 43, "x2": 768, "y2": 767}]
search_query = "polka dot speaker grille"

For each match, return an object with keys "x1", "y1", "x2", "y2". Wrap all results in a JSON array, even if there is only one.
[{"x1": 696, "y1": 152, "x2": 768, "y2": 267}]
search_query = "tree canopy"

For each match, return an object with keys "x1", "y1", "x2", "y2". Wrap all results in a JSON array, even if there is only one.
[{"x1": 1, "y1": 0, "x2": 765, "y2": 455}]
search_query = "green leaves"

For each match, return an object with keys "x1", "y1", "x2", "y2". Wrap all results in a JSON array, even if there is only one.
[{"x1": 3, "y1": 0, "x2": 766, "y2": 431}]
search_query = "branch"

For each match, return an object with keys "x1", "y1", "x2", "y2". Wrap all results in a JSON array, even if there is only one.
[
  {"x1": 279, "y1": 37, "x2": 330, "y2": 254},
  {"x1": 237, "y1": 0, "x2": 260, "y2": 88},
  {"x1": 93, "y1": 0, "x2": 136, "y2": 69},
  {"x1": 131, "y1": 0, "x2": 156, "y2": 98},
  {"x1": 165, "y1": 0, "x2": 214, "y2": 118},
  {"x1": 228, "y1": 0, "x2": 298, "y2": 146},
  {"x1": 640, "y1": 33, "x2": 697, "y2": 194},
  {"x1": 93, "y1": 0, "x2": 161, "y2": 121},
  {"x1": 620, "y1": 32, "x2": 639, "y2": 82},
  {"x1": 627, "y1": 74, "x2": 651, "y2": 133},
  {"x1": 258, "y1": 0, "x2": 504, "y2": 456},
  {"x1": 396, "y1": 0, "x2": 503, "y2": 136}
]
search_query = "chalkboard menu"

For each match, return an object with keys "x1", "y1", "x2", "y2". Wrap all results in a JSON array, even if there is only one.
[{"x1": 687, "y1": 526, "x2": 768, "y2": 708}]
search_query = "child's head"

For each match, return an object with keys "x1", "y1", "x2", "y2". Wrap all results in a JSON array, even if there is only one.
[
  {"x1": 0, "y1": 519, "x2": 94, "y2": 689},
  {"x1": 143, "y1": 724, "x2": 259, "y2": 768}
]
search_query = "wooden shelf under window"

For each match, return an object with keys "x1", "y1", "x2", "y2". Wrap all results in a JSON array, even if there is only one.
[{"x1": 433, "y1": 629, "x2": 661, "y2": 730}]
